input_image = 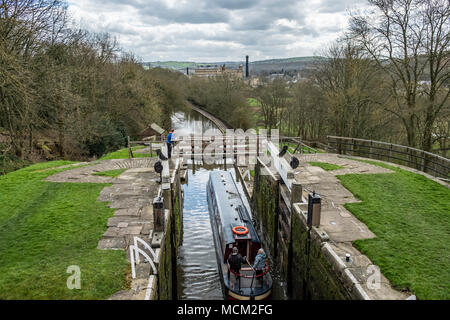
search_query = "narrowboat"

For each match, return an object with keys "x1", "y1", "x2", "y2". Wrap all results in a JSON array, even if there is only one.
[{"x1": 207, "y1": 171, "x2": 272, "y2": 300}]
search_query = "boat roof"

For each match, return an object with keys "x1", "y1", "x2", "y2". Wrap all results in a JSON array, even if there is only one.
[{"x1": 209, "y1": 171, "x2": 260, "y2": 245}]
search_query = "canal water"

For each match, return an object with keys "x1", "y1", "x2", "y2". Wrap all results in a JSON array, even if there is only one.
[{"x1": 174, "y1": 108, "x2": 286, "y2": 300}]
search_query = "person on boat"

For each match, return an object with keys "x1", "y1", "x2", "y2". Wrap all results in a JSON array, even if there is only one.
[
  {"x1": 166, "y1": 129, "x2": 175, "y2": 159},
  {"x1": 228, "y1": 247, "x2": 246, "y2": 290},
  {"x1": 253, "y1": 249, "x2": 267, "y2": 283}
]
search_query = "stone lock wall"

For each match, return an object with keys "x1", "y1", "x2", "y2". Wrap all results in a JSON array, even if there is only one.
[
  {"x1": 253, "y1": 160, "x2": 359, "y2": 300},
  {"x1": 253, "y1": 161, "x2": 279, "y2": 256},
  {"x1": 156, "y1": 213, "x2": 173, "y2": 300},
  {"x1": 289, "y1": 208, "x2": 351, "y2": 300},
  {"x1": 155, "y1": 167, "x2": 184, "y2": 300}
]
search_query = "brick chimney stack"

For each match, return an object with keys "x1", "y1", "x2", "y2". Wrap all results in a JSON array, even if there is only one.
[{"x1": 246, "y1": 56, "x2": 249, "y2": 78}]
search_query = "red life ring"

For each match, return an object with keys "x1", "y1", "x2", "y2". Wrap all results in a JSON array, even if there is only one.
[{"x1": 233, "y1": 226, "x2": 249, "y2": 235}]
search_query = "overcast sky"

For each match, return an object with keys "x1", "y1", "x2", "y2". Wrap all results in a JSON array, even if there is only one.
[{"x1": 67, "y1": 0, "x2": 368, "y2": 62}]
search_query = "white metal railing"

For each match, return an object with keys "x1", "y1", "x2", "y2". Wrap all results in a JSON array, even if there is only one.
[
  {"x1": 129, "y1": 236, "x2": 158, "y2": 279},
  {"x1": 129, "y1": 237, "x2": 159, "y2": 301},
  {"x1": 133, "y1": 236, "x2": 157, "y2": 263},
  {"x1": 267, "y1": 141, "x2": 294, "y2": 191},
  {"x1": 129, "y1": 246, "x2": 157, "y2": 278},
  {"x1": 145, "y1": 275, "x2": 156, "y2": 301}
]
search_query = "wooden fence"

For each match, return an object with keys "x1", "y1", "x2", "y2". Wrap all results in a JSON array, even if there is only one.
[
  {"x1": 127, "y1": 137, "x2": 164, "y2": 159},
  {"x1": 327, "y1": 136, "x2": 450, "y2": 180}
]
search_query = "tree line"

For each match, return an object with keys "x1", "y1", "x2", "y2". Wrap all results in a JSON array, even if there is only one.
[
  {"x1": 253, "y1": 0, "x2": 449, "y2": 155},
  {"x1": 186, "y1": 74, "x2": 252, "y2": 130},
  {"x1": 1, "y1": 0, "x2": 448, "y2": 175},
  {"x1": 0, "y1": 0, "x2": 186, "y2": 174},
  {"x1": 185, "y1": 1, "x2": 448, "y2": 156}
]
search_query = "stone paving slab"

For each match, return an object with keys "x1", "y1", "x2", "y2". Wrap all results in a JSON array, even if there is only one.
[
  {"x1": 109, "y1": 290, "x2": 135, "y2": 300},
  {"x1": 45, "y1": 157, "x2": 162, "y2": 300},
  {"x1": 293, "y1": 153, "x2": 392, "y2": 242},
  {"x1": 107, "y1": 216, "x2": 147, "y2": 227},
  {"x1": 98, "y1": 237, "x2": 127, "y2": 250},
  {"x1": 114, "y1": 208, "x2": 142, "y2": 217}
]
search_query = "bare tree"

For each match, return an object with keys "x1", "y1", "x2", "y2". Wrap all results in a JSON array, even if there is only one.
[
  {"x1": 349, "y1": 0, "x2": 450, "y2": 151},
  {"x1": 255, "y1": 78, "x2": 289, "y2": 132},
  {"x1": 419, "y1": 0, "x2": 450, "y2": 152},
  {"x1": 314, "y1": 42, "x2": 390, "y2": 139}
]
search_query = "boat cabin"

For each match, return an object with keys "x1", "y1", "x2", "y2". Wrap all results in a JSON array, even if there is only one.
[{"x1": 207, "y1": 171, "x2": 272, "y2": 300}]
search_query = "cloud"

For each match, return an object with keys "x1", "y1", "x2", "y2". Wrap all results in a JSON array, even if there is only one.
[
  {"x1": 214, "y1": 0, "x2": 261, "y2": 10},
  {"x1": 318, "y1": 0, "x2": 367, "y2": 13},
  {"x1": 67, "y1": 0, "x2": 368, "y2": 62}
]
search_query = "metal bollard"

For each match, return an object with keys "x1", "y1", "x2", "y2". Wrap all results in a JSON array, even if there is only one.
[
  {"x1": 307, "y1": 192, "x2": 321, "y2": 228},
  {"x1": 153, "y1": 196, "x2": 165, "y2": 232}
]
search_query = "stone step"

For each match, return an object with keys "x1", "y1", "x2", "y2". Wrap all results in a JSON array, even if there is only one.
[
  {"x1": 107, "y1": 216, "x2": 143, "y2": 227},
  {"x1": 108, "y1": 290, "x2": 135, "y2": 300},
  {"x1": 103, "y1": 225, "x2": 144, "y2": 238},
  {"x1": 98, "y1": 237, "x2": 127, "y2": 250},
  {"x1": 114, "y1": 208, "x2": 142, "y2": 217}
]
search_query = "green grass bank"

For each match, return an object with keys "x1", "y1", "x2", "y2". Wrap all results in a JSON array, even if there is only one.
[
  {"x1": 0, "y1": 161, "x2": 129, "y2": 299},
  {"x1": 99, "y1": 146, "x2": 155, "y2": 160},
  {"x1": 337, "y1": 161, "x2": 449, "y2": 299}
]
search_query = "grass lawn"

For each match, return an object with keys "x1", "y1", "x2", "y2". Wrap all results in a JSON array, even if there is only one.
[
  {"x1": 337, "y1": 161, "x2": 450, "y2": 299},
  {"x1": 0, "y1": 161, "x2": 129, "y2": 299},
  {"x1": 93, "y1": 169, "x2": 127, "y2": 178},
  {"x1": 247, "y1": 98, "x2": 261, "y2": 107},
  {"x1": 100, "y1": 146, "x2": 155, "y2": 160},
  {"x1": 309, "y1": 162, "x2": 344, "y2": 171}
]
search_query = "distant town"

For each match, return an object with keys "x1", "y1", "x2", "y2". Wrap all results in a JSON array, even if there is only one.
[{"x1": 142, "y1": 56, "x2": 326, "y2": 85}]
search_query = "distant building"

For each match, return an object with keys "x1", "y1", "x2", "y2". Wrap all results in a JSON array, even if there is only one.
[
  {"x1": 247, "y1": 76, "x2": 261, "y2": 88},
  {"x1": 193, "y1": 65, "x2": 244, "y2": 79},
  {"x1": 268, "y1": 73, "x2": 286, "y2": 82},
  {"x1": 138, "y1": 123, "x2": 166, "y2": 141}
]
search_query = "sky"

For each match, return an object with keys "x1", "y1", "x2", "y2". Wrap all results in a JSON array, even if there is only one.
[{"x1": 67, "y1": 0, "x2": 369, "y2": 62}]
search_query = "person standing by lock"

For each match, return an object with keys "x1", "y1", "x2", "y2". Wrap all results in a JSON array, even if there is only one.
[{"x1": 166, "y1": 129, "x2": 175, "y2": 159}]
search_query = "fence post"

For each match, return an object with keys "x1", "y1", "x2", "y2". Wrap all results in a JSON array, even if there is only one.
[
  {"x1": 327, "y1": 136, "x2": 330, "y2": 153},
  {"x1": 370, "y1": 140, "x2": 373, "y2": 160},
  {"x1": 389, "y1": 144, "x2": 393, "y2": 162},
  {"x1": 127, "y1": 136, "x2": 133, "y2": 160},
  {"x1": 405, "y1": 147, "x2": 410, "y2": 166},
  {"x1": 421, "y1": 151, "x2": 426, "y2": 172}
]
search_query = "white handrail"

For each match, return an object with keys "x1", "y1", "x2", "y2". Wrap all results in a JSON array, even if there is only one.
[
  {"x1": 268, "y1": 141, "x2": 293, "y2": 191},
  {"x1": 134, "y1": 236, "x2": 157, "y2": 263},
  {"x1": 145, "y1": 275, "x2": 155, "y2": 301},
  {"x1": 243, "y1": 169, "x2": 251, "y2": 181},
  {"x1": 129, "y1": 245, "x2": 157, "y2": 279}
]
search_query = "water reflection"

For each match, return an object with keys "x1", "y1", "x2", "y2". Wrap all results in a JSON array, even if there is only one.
[
  {"x1": 171, "y1": 110, "x2": 221, "y2": 139},
  {"x1": 177, "y1": 168, "x2": 223, "y2": 300},
  {"x1": 173, "y1": 108, "x2": 286, "y2": 300},
  {"x1": 174, "y1": 109, "x2": 224, "y2": 300}
]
